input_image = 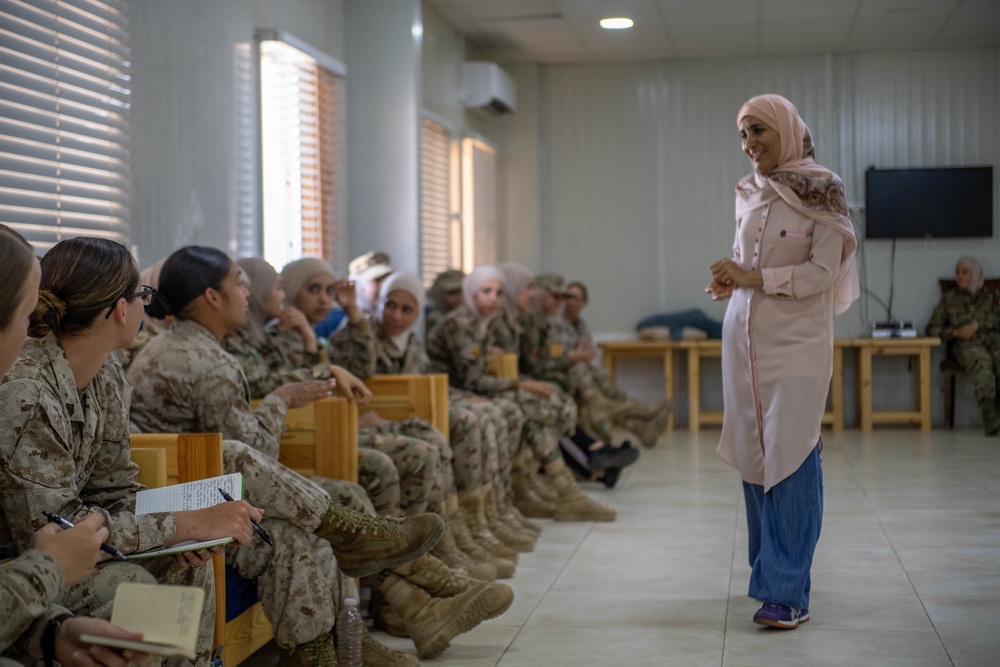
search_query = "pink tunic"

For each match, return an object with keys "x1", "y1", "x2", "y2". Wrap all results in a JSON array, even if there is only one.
[{"x1": 717, "y1": 190, "x2": 845, "y2": 491}]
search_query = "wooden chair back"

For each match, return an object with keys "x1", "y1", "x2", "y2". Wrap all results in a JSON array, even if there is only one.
[
  {"x1": 364, "y1": 374, "x2": 450, "y2": 441},
  {"x1": 250, "y1": 396, "x2": 359, "y2": 483},
  {"x1": 128, "y1": 433, "x2": 251, "y2": 662},
  {"x1": 487, "y1": 353, "x2": 518, "y2": 379}
]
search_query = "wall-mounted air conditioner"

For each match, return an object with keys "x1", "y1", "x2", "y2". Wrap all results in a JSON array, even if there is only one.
[{"x1": 461, "y1": 61, "x2": 516, "y2": 115}]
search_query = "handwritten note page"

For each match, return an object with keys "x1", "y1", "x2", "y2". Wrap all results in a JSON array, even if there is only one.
[
  {"x1": 80, "y1": 582, "x2": 205, "y2": 659},
  {"x1": 135, "y1": 472, "x2": 243, "y2": 514}
]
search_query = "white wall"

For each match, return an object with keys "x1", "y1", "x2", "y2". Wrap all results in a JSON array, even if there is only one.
[{"x1": 130, "y1": 0, "x2": 345, "y2": 266}]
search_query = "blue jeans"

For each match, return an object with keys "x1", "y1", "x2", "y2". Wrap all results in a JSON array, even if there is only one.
[{"x1": 742, "y1": 444, "x2": 823, "y2": 609}]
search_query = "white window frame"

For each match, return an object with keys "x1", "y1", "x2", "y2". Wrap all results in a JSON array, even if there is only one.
[{"x1": 256, "y1": 29, "x2": 347, "y2": 272}]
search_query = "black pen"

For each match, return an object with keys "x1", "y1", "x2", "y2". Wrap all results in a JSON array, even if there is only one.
[
  {"x1": 41, "y1": 511, "x2": 127, "y2": 561},
  {"x1": 218, "y1": 488, "x2": 273, "y2": 546}
]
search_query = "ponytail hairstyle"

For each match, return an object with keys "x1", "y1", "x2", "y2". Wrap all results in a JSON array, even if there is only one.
[
  {"x1": 146, "y1": 246, "x2": 232, "y2": 321},
  {"x1": 30, "y1": 237, "x2": 139, "y2": 338},
  {"x1": 0, "y1": 224, "x2": 37, "y2": 332}
]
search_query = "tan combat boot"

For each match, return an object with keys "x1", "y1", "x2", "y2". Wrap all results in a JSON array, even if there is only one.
[
  {"x1": 361, "y1": 629, "x2": 420, "y2": 667},
  {"x1": 498, "y1": 485, "x2": 543, "y2": 535},
  {"x1": 395, "y1": 553, "x2": 514, "y2": 604},
  {"x1": 449, "y1": 506, "x2": 515, "y2": 578},
  {"x1": 482, "y1": 485, "x2": 535, "y2": 552},
  {"x1": 379, "y1": 573, "x2": 513, "y2": 659},
  {"x1": 458, "y1": 489, "x2": 519, "y2": 560},
  {"x1": 431, "y1": 496, "x2": 498, "y2": 581},
  {"x1": 282, "y1": 633, "x2": 336, "y2": 667},
  {"x1": 546, "y1": 458, "x2": 616, "y2": 522},
  {"x1": 511, "y1": 452, "x2": 556, "y2": 518},
  {"x1": 314, "y1": 503, "x2": 444, "y2": 577}
]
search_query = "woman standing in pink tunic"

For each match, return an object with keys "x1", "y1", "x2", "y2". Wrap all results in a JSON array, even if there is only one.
[{"x1": 708, "y1": 94, "x2": 859, "y2": 629}]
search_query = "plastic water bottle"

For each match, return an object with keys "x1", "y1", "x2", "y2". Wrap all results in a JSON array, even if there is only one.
[{"x1": 336, "y1": 597, "x2": 363, "y2": 667}]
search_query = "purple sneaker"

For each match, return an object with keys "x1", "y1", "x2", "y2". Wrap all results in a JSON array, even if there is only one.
[{"x1": 753, "y1": 603, "x2": 810, "y2": 629}]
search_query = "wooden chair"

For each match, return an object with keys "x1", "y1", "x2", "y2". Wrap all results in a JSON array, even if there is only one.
[
  {"x1": 487, "y1": 353, "x2": 518, "y2": 379},
  {"x1": 130, "y1": 433, "x2": 272, "y2": 667},
  {"x1": 251, "y1": 396, "x2": 360, "y2": 483},
  {"x1": 364, "y1": 374, "x2": 450, "y2": 440},
  {"x1": 936, "y1": 278, "x2": 1000, "y2": 428}
]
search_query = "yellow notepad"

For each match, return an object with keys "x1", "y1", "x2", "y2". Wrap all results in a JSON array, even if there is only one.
[
  {"x1": 125, "y1": 472, "x2": 242, "y2": 559},
  {"x1": 80, "y1": 582, "x2": 205, "y2": 659}
]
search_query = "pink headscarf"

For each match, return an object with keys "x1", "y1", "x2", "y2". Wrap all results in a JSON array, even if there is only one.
[
  {"x1": 956, "y1": 256, "x2": 985, "y2": 295},
  {"x1": 736, "y1": 94, "x2": 860, "y2": 316}
]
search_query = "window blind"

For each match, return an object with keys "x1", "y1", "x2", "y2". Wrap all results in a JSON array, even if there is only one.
[
  {"x1": 259, "y1": 37, "x2": 346, "y2": 273},
  {"x1": 419, "y1": 116, "x2": 458, "y2": 287},
  {"x1": 0, "y1": 0, "x2": 132, "y2": 252}
]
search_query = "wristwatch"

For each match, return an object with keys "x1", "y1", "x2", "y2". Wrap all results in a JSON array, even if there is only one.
[{"x1": 41, "y1": 612, "x2": 73, "y2": 667}]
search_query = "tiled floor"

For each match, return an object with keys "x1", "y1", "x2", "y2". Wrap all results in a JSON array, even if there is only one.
[
  {"x1": 246, "y1": 427, "x2": 999, "y2": 666},
  {"x1": 368, "y1": 427, "x2": 1000, "y2": 666}
]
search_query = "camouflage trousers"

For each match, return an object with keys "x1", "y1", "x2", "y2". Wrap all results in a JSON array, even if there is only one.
[
  {"x1": 222, "y1": 441, "x2": 358, "y2": 648},
  {"x1": 228, "y1": 526, "x2": 352, "y2": 649},
  {"x1": 569, "y1": 363, "x2": 662, "y2": 438},
  {"x1": 447, "y1": 403, "x2": 485, "y2": 491},
  {"x1": 503, "y1": 386, "x2": 577, "y2": 465},
  {"x1": 358, "y1": 447, "x2": 402, "y2": 516},
  {"x1": 360, "y1": 417, "x2": 455, "y2": 515},
  {"x1": 453, "y1": 390, "x2": 523, "y2": 489},
  {"x1": 954, "y1": 336, "x2": 1000, "y2": 405},
  {"x1": 58, "y1": 557, "x2": 215, "y2": 667},
  {"x1": 309, "y1": 476, "x2": 377, "y2": 516}
]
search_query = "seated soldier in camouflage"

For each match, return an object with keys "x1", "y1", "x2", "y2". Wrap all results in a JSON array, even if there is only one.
[
  {"x1": 0, "y1": 226, "x2": 154, "y2": 667},
  {"x1": 0, "y1": 236, "x2": 263, "y2": 667},
  {"x1": 552, "y1": 279, "x2": 671, "y2": 447},
  {"x1": 223, "y1": 258, "x2": 515, "y2": 647},
  {"x1": 926, "y1": 256, "x2": 1000, "y2": 435},
  {"x1": 226, "y1": 257, "x2": 402, "y2": 520},
  {"x1": 335, "y1": 272, "x2": 539, "y2": 571},
  {"x1": 128, "y1": 247, "x2": 507, "y2": 664},
  {"x1": 425, "y1": 269, "x2": 465, "y2": 339},
  {"x1": 279, "y1": 259, "x2": 524, "y2": 576},
  {"x1": 521, "y1": 273, "x2": 640, "y2": 486},
  {"x1": 428, "y1": 266, "x2": 616, "y2": 523}
]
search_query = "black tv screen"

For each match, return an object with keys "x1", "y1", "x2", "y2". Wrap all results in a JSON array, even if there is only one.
[{"x1": 865, "y1": 166, "x2": 994, "y2": 239}]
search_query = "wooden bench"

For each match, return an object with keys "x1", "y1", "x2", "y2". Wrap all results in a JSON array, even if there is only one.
[
  {"x1": 598, "y1": 339, "x2": 680, "y2": 432},
  {"x1": 130, "y1": 432, "x2": 271, "y2": 667},
  {"x1": 853, "y1": 336, "x2": 940, "y2": 431}
]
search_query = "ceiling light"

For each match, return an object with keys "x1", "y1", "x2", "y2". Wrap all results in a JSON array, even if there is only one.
[{"x1": 600, "y1": 17, "x2": 633, "y2": 30}]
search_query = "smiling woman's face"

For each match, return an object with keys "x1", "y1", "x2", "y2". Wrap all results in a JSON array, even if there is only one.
[{"x1": 739, "y1": 115, "x2": 781, "y2": 174}]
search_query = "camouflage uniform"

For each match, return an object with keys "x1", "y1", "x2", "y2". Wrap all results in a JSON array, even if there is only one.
[
  {"x1": 125, "y1": 320, "x2": 354, "y2": 650},
  {"x1": 487, "y1": 310, "x2": 577, "y2": 463},
  {"x1": 926, "y1": 286, "x2": 1000, "y2": 409},
  {"x1": 0, "y1": 550, "x2": 62, "y2": 658},
  {"x1": 550, "y1": 313, "x2": 668, "y2": 437},
  {"x1": 224, "y1": 322, "x2": 402, "y2": 516},
  {"x1": 327, "y1": 321, "x2": 453, "y2": 516},
  {"x1": 0, "y1": 335, "x2": 215, "y2": 666}
]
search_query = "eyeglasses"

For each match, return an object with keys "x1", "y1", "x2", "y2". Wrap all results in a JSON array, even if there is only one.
[{"x1": 104, "y1": 285, "x2": 157, "y2": 318}]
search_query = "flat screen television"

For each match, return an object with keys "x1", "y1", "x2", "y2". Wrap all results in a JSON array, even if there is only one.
[{"x1": 864, "y1": 166, "x2": 994, "y2": 239}]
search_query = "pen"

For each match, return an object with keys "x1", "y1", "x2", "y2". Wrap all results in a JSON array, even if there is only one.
[
  {"x1": 41, "y1": 511, "x2": 127, "y2": 561},
  {"x1": 218, "y1": 488, "x2": 273, "y2": 546}
]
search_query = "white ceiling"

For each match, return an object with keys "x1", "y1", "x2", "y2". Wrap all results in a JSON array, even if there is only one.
[{"x1": 425, "y1": 0, "x2": 1000, "y2": 64}]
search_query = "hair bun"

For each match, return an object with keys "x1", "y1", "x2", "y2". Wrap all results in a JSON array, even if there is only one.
[
  {"x1": 143, "y1": 291, "x2": 174, "y2": 320},
  {"x1": 28, "y1": 289, "x2": 66, "y2": 338}
]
